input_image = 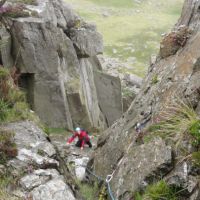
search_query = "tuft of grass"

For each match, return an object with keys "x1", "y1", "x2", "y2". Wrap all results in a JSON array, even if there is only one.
[
  {"x1": 142, "y1": 180, "x2": 177, "y2": 200},
  {"x1": 12, "y1": 0, "x2": 38, "y2": 5},
  {"x1": 0, "y1": 67, "x2": 38, "y2": 124},
  {"x1": 76, "y1": 181, "x2": 99, "y2": 200},
  {"x1": 0, "y1": 169, "x2": 23, "y2": 200},
  {"x1": 134, "y1": 192, "x2": 143, "y2": 200},
  {"x1": 145, "y1": 98, "x2": 199, "y2": 146},
  {"x1": 0, "y1": 100, "x2": 9, "y2": 121},
  {"x1": 43, "y1": 127, "x2": 68, "y2": 136},
  {"x1": 122, "y1": 87, "x2": 134, "y2": 98},
  {"x1": 151, "y1": 75, "x2": 159, "y2": 85},
  {"x1": 0, "y1": 129, "x2": 17, "y2": 165}
]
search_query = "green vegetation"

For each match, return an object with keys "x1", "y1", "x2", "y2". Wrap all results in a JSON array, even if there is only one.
[
  {"x1": 122, "y1": 87, "x2": 134, "y2": 98},
  {"x1": 12, "y1": 0, "x2": 38, "y2": 5},
  {"x1": 151, "y1": 74, "x2": 159, "y2": 84},
  {"x1": 0, "y1": 67, "x2": 36, "y2": 124},
  {"x1": 0, "y1": 129, "x2": 17, "y2": 165},
  {"x1": 192, "y1": 151, "x2": 200, "y2": 168},
  {"x1": 135, "y1": 180, "x2": 180, "y2": 200},
  {"x1": 0, "y1": 169, "x2": 22, "y2": 200},
  {"x1": 145, "y1": 98, "x2": 200, "y2": 146},
  {"x1": 76, "y1": 181, "x2": 99, "y2": 200},
  {"x1": 43, "y1": 127, "x2": 68, "y2": 136},
  {"x1": 189, "y1": 120, "x2": 200, "y2": 147},
  {"x1": 65, "y1": 0, "x2": 184, "y2": 77}
]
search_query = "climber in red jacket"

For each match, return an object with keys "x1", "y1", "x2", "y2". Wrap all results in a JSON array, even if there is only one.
[{"x1": 67, "y1": 127, "x2": 92, "y2": 150}]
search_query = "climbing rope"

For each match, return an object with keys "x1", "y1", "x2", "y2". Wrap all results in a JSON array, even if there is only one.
[
  {"x1": 85, "y1": 167, "x2": 116, "y2": 200},
  {"x1": 84, "y1": 119, "x2": 150, "y2": 200}
]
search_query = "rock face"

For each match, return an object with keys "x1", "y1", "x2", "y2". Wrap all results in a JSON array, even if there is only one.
[
  {"x1": 3, "y1": 121, "x2": 78, "y2": 200},
  {"x1": 1, "y1": 0, "x2": 122, "y2": 130},
  {"x1": 98, "y1": 55, "x2": 143, "y2": 112},
  {"x1": 110, "y1": 138, "x2": 172, "y2": 199},
  {"x1": 91, "y1": 1, "x2": 200, "y2": 199}
]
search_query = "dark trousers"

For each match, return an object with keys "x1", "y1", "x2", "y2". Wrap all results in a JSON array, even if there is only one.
[{"x1": 75, "y1": 139, "x2": 92, "y2": 148}]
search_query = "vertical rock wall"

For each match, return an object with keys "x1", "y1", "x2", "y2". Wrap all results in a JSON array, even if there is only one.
[{"x1": 0, "y1": 0, "x2": 123, "y2": 130}]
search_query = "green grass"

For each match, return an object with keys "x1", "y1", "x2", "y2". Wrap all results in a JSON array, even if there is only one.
[
  {"x1": 86, "y1": 0, "x2": 137, "y2": 8},
  {"x1": 43, "y1": 127, "x2": 68, "y2": 135},
  {"x1": 0, "y1": 170, "x2": 22, "y2": 200},
  {"x1": 143, "y1": 180, "x2": 178, "y2": 200},
  {"x1": 135, "y1": 180, "x2": 182, "y2": 200},
  {"x1": 10, "y1": 0, "x2": 38, "y2": 5},
  {"x1": 0, "y1": 67, "x2": 38, "y2": 124},
  {"x1": 144, "y1": 98, "x2": 200, "y2": 147},
  {"x1": 192, "y1": 151, "x2": 200, "y2": 168},
  {"x1": 0, "y1": 129, "x2": 17, "y2": 165},
  {"x1": 76, "y1": 181, "x2": 99, "y2": 200},
  {"x1": 65, "y1": 0, "x2": 184, "y2": 77}
]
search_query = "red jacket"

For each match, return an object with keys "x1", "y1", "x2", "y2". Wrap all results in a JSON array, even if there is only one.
[{"x1": 67, "y1": 130, "x2": 90, "y2": 147}]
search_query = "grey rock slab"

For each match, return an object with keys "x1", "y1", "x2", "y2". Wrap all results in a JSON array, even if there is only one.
[
  {"x1": 30, "y1": 141, "x2": 56, "y2": 157},
  {"x1": 20, "y1": 174, "x2": 50, "y2": 191},
  {"x1": 20, "y1": 169, "x2": 60, "y2": 191},
  {"x1": 70, "y1": 27, "x2": 103, "y2": 57},
  {"x1": 94, "y1": 70, "x2": 123, "y2": 126},
  {"x1": 123, "y1": 74, "x2": 143, "y2": 88},
  {"x1": 113, "y1": 138, "x2": 172, "y2": 199},
  {"x1": 31, "y1": 178, "x2": 76, "y2": 200},
  {"x1": 4, "y1": 121, "x2": 47, "y2": 149},
  {"x1": 17, "y1": 148, "x2": 59, "y2": 167}
]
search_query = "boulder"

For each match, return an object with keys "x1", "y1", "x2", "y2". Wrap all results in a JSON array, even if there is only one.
[
  {"x1": 17, "y1": 148, "x2": 59, "y2": 168},
  {"x1": 123, "y1": 74, "x2": 143, "y2": 88},
  {"x1": 31, "y1": 178, "x2": 76, "y2": 200},
  {"x1": 69, "y1": 25, "x2": 103, "y2": 57}
]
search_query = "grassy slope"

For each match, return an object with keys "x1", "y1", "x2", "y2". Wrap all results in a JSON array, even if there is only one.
[{"x1": 65, "y1": 0, "x2": 183, "y2": 77}]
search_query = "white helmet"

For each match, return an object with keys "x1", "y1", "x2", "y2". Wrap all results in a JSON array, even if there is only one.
[{"x1": 75, "y1": 127, "x2": 81, "y2": 131}]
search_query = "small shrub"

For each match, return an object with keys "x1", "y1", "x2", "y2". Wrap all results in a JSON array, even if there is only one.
[
  {"x1": 0, "y1": 129, "x2": 17, "y2": 165},
  {"x1": 143, "y1": 180, "x2": 177, "y2": 200},
  {"x1": 12, "y1": 0, "x2": 38, "y2": 5},
  {"x1": 122, "y1": 87, "x2": 133, "y2": 98},
  {"x1": 0, "y1": 100, "x2": 9, "y2": 121},
  {"x1": 0, "y1": 67, "x2": 10, "y2": 100},
  {"x1": 0, "y1": 67, "x2": 9, "y2": 80},
  {"x1": 8, "y1": 101, "x2": 30, "y2": 121},
  {"x1": 145, "y1": 98, "x2": 199, "y2": 146},
  {"x1": 0, "y1": 67, "x2": 36, "y2": 123},
  {"x1": 37, "y1": 149, "x2": 45, "y2": 156},
  {"x1": 0, "y1": 4, "x2": 30, "y2": 18},
  {"x1": 76, "y1": 181, "x2": 99, "y2": 200},
  {"x1": 192, "y1": 151, "x2": 200, "y2": 167},
  {"x1": 0, "y1": 169, "x2": 22, "y2": 200},
  {"x1": 134, "y1": 192, "x2": 143, "y2": 200},
  {"x1": 151, "y1": 75, "x2": 159, "y2": 84},
  {"x1": 6, "y1": 89, "x2": 26, "y2": 106}
]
